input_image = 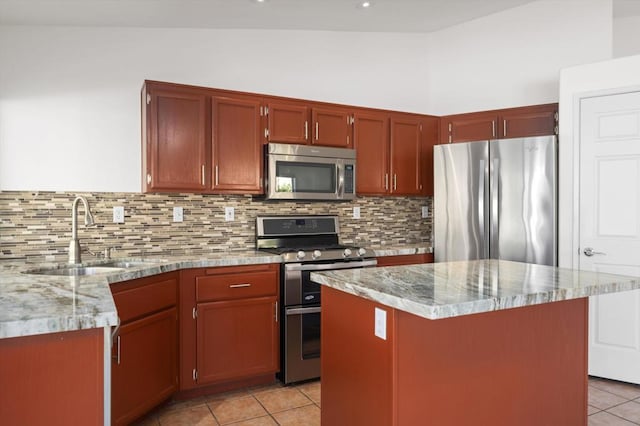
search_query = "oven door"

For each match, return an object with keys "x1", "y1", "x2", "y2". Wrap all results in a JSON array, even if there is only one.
[
  {"x1": 266, "y1": 151, "x2": 355, "y2": 200},
  {"x1": 284, "y1": 305, "x2": 321, "y2": 384}
]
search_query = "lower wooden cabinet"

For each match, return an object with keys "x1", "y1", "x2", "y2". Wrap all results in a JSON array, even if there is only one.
[
  {"x1": 196, "y1": 297, "x2": 279, "y2": 384},
  {"x1": 180, "y1": 263, "x2": 280, "y2": 390},
  {"x1": 110, "y1": 272, "x2": 179, "y2": 426},
  {"x1": 376, "y1": 253, "x2": 434, "y2": 267}
]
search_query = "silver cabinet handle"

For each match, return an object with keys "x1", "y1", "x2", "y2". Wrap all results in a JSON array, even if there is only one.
[
  {"x1": 492, "y1": 121, "x2": 496, "y2": 138},
  {"x1": 315, "y1": 122, "x2": 319, "y2": 141},
  {"x1": 201, "y1": 165, "x2": 205, "y2": 186},
  {"x1": 275, "y1": 300, "x2": 278, "y2": 323},
  {"x1": 384, "y1": 173, "x2": 389, "y2": 190},
  {"x1": 229, "y1": 283, "x2": 251, "y2": 288},
  {"x1": 393, "y1": 174, "x2": 397, "y2": 191},
  {"x1": 304, "y1": 121, "x2": 308, "y2": 140},
  {"x1": 584, "y1": 247, "x2": 606, "y2": 257},
  {"x1": 215, "y1": 165, "x2": 219, "y2": 186},
  {"x1": 503, "y1": 119, "x2": 507, "y2": 137}
]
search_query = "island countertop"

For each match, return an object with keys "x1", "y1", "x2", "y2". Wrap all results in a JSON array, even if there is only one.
[{"x1": 310, "y1": 259, "x2": 640, "y2": 320}]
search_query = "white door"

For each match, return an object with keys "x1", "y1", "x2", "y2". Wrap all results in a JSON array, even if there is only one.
[{"x1": 580, "y1": 91, "x2": 640, "y2": 384}]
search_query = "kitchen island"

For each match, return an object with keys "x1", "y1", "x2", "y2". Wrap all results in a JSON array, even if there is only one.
[{"x1": 311, "y1": 260, "x2": 640, "y2": 426}]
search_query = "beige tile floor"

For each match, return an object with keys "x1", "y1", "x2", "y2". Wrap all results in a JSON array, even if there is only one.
[
  {"x1": 134, "y1": 376, "x2": 640, "y2": 425},
  {"x1": 134, "y1": 380, "x2": 321, "y2": 426}
]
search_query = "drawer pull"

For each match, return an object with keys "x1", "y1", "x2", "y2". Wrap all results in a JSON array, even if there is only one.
[{"x1": 229, "y1": 283, "x2": 251, "y2": 288}]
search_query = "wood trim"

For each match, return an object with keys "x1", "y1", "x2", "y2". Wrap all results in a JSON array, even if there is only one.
[{"x1": 376, "y1": 253, "x2": 433, "y2": 267}]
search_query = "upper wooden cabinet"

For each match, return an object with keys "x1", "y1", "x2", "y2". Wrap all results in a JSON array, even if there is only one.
[
  {"x1": 440, "y1": 103, "x2": 558, "y2": 144},
  {"x1": 354, "y1": 111, "x2": 389, "y2": 195},
  {"x1": 212, "y1": 96, "x2": 263, "y2": 193},
  {"x1": 355, "y1": 110, "x2": 438, "y2": 196},
  {"x1": 265, "y1": 102, "x2": 310, "y2": 144},
  {"x1": 312, "y1": 107, "x2": 353, "y2": 147},
  {"x1": 142, "y1": 84, "x2": 209, "y2": 192}
]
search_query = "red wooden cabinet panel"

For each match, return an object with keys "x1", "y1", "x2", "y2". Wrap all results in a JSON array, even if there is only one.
[
  {"x1": 196, "y1": 297, "x2": 279, "y2": 385},
  {"x1": 267, "y1": 102, "x2": 310, "y2": 144},
  {"x1": 499, "y1": 103, "x2": 558, "y2": 139},
  {"x1": 311, "y1": 107, "x2": 353, "y2": 148},
  {"x1": 354, "y1": 111, "x2": 390, "y2": 195},
  {"x1": 390, "y1": 115, "x2": 422, "y2": 195},
  {"x1": 212, "y1": 96, "x2": 263, "y2": 193},
  {"x1": 112, "y1": 308, "x2": 178, "y2": 426},
  {"x1": 376, "y1": 253, "x2": 433, "y2": 267},
  {"x1": 143, "y1": 83, "x2": 209, "y2": 191},
  {"x1": 421, "y1": 116, "x2": 438, "y2": 196},
  {"x1": 441, "y1": 111, "x2": 498, "y2": 144}
]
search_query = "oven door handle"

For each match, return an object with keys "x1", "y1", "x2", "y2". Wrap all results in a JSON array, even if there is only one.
[
  {"x1": 286, "y1": 259, "x2": 377, "y2": 272},
  {"x1": 286, "y1": 306, "x2": 322, "y2": 315}
]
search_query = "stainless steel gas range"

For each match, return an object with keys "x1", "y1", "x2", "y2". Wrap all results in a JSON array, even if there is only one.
[{"x1": 256, "y1": 215, "x2": 376, "y2": 384}]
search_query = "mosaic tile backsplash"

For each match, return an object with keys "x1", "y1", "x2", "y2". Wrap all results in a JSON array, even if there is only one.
[{"x1": 0, "y1": 191, "x2": 432, "y2": 260}]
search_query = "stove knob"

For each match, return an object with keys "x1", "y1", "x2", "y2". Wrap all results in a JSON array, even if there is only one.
[
  {"x1": 313, "y1": 250, "x2": 322, "y2": 259},
  {"x1": 296, "y1": 250, "x2": 306, "y2": 260},
  {"x1": 358, "y1": 248, "x2": 367, "y2": 257},
  {"x1": 343, "y1": 248, "x2": 352, "y2": 258}
]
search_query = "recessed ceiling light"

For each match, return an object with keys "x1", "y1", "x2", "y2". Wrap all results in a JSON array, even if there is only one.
[
  {"x1": 254, "y1": 0, "x2": 267, "y2": 3},
  {"x1": 360, "y1": 1, "x2": 372, "y2": 8}
]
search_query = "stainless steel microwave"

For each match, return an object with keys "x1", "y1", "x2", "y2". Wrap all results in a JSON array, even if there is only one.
[{"x1": 265, "y1": 143, "x2": 356, "y2": 200}]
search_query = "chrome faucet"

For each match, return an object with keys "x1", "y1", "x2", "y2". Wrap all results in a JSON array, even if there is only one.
[{"x1": 69, "y1": 196, "x2": 95, "y2": 264}]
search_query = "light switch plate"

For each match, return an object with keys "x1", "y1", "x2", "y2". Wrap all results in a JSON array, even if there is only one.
[
  {"x1": 353, "y1": 206, "x2": 361, "y2": 219},
  {"x1": 225, "y1": 206, "x2": 234, "y2": 222},
  {"x1": 421, "y1": 206, "x2": 429, "y2": 218},
  {"x1": 374, "y1": 307, "x2": 387, "y2": 340},
  {"x1": 113, "y1": 206, "x2": 125, "y2": 223},
  {"x1": 173, "y1": 206, "x2": 184, "y2": 222}
]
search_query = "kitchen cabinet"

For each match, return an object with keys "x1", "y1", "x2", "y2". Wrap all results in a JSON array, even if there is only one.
[
  {"x1": 390, "y1": 115, "x2": 423, "y2": 195},
  {"x1": 376, "y1": 253, "x2": 434, "y2": 267},
  {"x1": 142, "y1": 83, "x2": 208, "y2": 192},
  {"x1": 265, "y1": 102, "x2": 310, "y2": 144},
  {"x1": 440, "y1": 103, "x2": 558, "y2": 144},
  {"x1": 180, "y1": 263, "x2": 280, "y2": 390},
  {"x1": 110, "y1": 272, "x2": 178, "y2": 426},
  {"x1": 311, "y1": 107, "x2": 353, "y2": 147},
  {"x1": 212, "y1": 96, "x2": 263, "y2": 193},
  {"x1": 353, "y1": 111, "x2": 389, "y2": 194}
]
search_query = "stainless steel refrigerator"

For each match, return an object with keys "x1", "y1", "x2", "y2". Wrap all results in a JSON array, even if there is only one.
[{"x1": 434, "y1": 136, "x2": 557, "y2": 266}]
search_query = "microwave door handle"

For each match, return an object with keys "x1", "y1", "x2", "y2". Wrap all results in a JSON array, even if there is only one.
[{"x1": 337, "y1": 164, "x2": 344, "y2": 198}]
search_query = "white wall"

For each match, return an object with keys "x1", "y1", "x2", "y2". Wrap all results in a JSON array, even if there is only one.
[
  {"x1": 0, "y1": 26, "x2": 431, "y2": 192},
  {"x1": 614, "y1": 16, "x2": 640, "y2": 58},
  {"x1": 558, "y1": 54, "x2": 640, "y2": 268},
  {"x1": 426, "y1": 0, "x2": 613, "y2": 115},
  {"x1": 0, "y1": 0, "x2": 616, "y2": 192}
]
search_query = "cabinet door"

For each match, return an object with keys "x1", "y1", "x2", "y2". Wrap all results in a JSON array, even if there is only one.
[
  {"x1": 311, "y1": 107, "x2": 352, "y2": 148},
  {"x1": 421, "y1": 116, "x2": 439, "y2": 196},
  {"x1": 390, "y1": 116, "x2": 422, "y2": 195},
  {"x1": 443, "y1": 112, "x2": 498, "y2": 143},
  {"x1": 499, "y1": 103, "x2": 558, "y2": 138},
  {"x1": 267, "y1": 102, "x2": 310, "y2": 144},
  {"x1": 197, "y1": 297, "x2": 278, "y2": 385},
  {"x1": 112, "y1": 308, "x2": 178, "y2": 426},
  {"x1": 212, "y1": 97, "x2": 263, "y2": 193},
  {"x1": 354, "y1": 111, "x2": 389, "y2": 195},
  {"x1": 145, "y1": 86, "x2": 208, "y2": 191}
]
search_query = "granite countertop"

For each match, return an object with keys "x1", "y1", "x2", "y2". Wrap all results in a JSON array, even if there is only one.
[
  {"x1": 369, "y1": 244, "x2": 433, "y2": 257},
  {"x1": 310, "y1": 259, "x2": 640, "y2": 320},
  {"x1": 0, "y1": 251, "x2": 281, "y2": 339},
  {"x1": 0, "y1": 243, "x2": 433, "y2": 340}
]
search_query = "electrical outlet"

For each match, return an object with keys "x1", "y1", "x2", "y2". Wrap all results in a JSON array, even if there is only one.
[
  {"x1": 224, "y1": 206, "x2": 234, "y2": 222},
  {"x1": 353, "y1": 206, "x2": 361, "y2": 219},
  {"x1": 113, "y1": 206, "x2": 125, "y2": 223},
  {"x1": 173, "y1": 206, "x2": 184, "y2": 223},
  {"x1": 374, "y1": 307, "x2": 387, "y2": 340},
  {"x1": 421, "y1": 206, "x2": 429, "y2": 218}
]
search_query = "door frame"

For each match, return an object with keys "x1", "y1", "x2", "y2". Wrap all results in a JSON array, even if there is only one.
[{"x1": 558, "y1": 84, "x2": 640, "y2": 269}]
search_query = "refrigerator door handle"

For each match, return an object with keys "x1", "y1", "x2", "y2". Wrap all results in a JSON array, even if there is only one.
[
  {"x1": 491, "y1": 158, "x2": 500, "y2": 259},
  {"x1": 478, "y1": 159, "x2": 486, "y2": 258}
]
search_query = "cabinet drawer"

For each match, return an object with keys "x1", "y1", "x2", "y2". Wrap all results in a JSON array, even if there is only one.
[
  {"x1": 112, "y1": 277, "x2": 177, "y2": 323},
  {"x1": 196, "y1": 271, "x2": 277, "y2": 302}
]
